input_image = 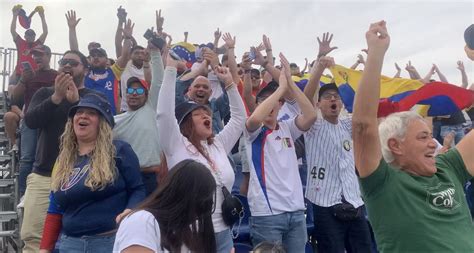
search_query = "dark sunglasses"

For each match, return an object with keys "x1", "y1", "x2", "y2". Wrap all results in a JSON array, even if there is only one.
[
  {"x1": 127, "y1": 87, "x2": 145, "y2": 95},
  {"x1": 58, "y1": 59, "x2": 81, "y2": 67}
]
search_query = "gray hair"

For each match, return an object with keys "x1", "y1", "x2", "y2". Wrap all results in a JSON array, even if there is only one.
[{"x1": 378, "y1": 111, "x2": 424, "y2": 163}]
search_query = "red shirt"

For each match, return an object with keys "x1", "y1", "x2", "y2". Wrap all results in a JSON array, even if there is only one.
[
  {"x1": 24, "y1": 69, "x2": 57, "y2": 112},
  {"x1": 237, "y1": 79, "x2": 267, "y2": 116},
  {"x1": 15, "y1": 36, "x2": 41, "y2": 74}
]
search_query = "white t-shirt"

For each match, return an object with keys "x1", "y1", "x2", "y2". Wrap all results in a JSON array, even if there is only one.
[
  {"x1": 245, "y1": 118, "x2": 305, "y2": 216},
  {"x1": 113, "y1": 210, "x2": 166, "y2": 253},
  {"x1": 120, "y1": 61, "x2": 145, "y2": 112}
]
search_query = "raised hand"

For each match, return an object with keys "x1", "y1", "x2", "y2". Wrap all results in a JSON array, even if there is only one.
[
  {"x1": 214, "y1": 66, "x2": 234, "y2": 86},
  {"x1": 318, "y1": 56, "x2": 336, "y2": 69},
  {"x1": 12, "y1": 5, "x2": 21, "y2": 16},
  {"x1": 240, "y1": 53, "x2": 252, "y2": 70},
  {"x1": 317, "y1": 32, "x2": 338, "y2": 57},
  {"x1": 214, "y1": 28, "x2": 222, "y2": 41},
  {"x1": 36, "y1": 6, "x2": 45, "y2": 18},
  {"x1": 357, "y1": 54, "x2": 365, "y2": 64},
  {"x1": 278, "y1": 54, "x2": 291, "y2": 92},
  {"x1": 263, "y1": 35, "x2": 272, "y2": 51},
  {"x1": 184, "y1": 31, "x2": 188, "y2": 42},
  {"x1": 122, "y1": 19, "x2": 134, "y2": 38},
  {"x1": 255, "y1": 43, "x2": 265, "y2": 52},
  {"x1": 222, "y1": 32, "x2": 236, "y2": 49},
  {"x1": 117, "y1": 5, "x2": 127, "y2": 23},
  {"x1": 65, "y1": 10, "x2": 81, "y2": 29},
  {"x1": 365, "y1": 21, "x2": 390, "y2": 54},
  {"x1": 457, "y1": 61, "x2": 465, "y2": 71},
  {"x1": 252, "y1": 47, "x2": 266, "y2": 66},
  {"x1": 395, "y1": 63, "x2": 401, "y2": 72},
  {"x1": 203, "y1": 48, "x2": 219, "y2": 69},
  {"x1": 66, "y1": 81, "x2": 79, "y2": 103},
  {"x1": 405, "y1": 61, "x2": 416, "y2": 72},
  {"x1": 156, "y1": 9, "x2": 164, "y2": 31}
]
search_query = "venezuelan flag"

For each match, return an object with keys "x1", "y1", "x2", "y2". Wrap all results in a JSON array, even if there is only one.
[
  {"x1": 329, "y1": 65, "x2": 474, "y2": 117},
  {"x1": 171, "y1": 42, "x2": 196, "y2": 66},
  {"x1": 291, "y1": 73, "x2": 332, "y2": 91}
]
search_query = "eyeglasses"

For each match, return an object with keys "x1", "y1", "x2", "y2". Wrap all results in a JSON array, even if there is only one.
[
  {"x1": 321, "y1": 93, "x2": 341, "y2": 100},
  {"x1": 127, "y1": 87, "x2": 145, "y2": 95},
  {"x1": 58, "y1": 59, "x2": 81, "y2": 67},
  {"x1": 251, "y1": 75, "x2": 261, "y2": 80}
]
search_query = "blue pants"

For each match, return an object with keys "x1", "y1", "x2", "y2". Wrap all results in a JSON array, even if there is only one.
[
  {"x1": 59, "y1": 233, "x2": 115, "y2": 253},
  {"x1": 440, "y1": 124, "x2": 465, "y2": 145},
  {"x1": 215, "y1": 229, "x2": 233, "y2": 253},
  {"x1": 19, "y1": 120, "x2": 37, "y2": 197},
  {"x1": 140, "y1": 172, "x2": 157, "y2": 196},
  {"x1": 250, "y1": 210, "x2": 307, "y2": 253},
  {"x1": 313, "y1": 204, "x2": 373, "y2": 253}
]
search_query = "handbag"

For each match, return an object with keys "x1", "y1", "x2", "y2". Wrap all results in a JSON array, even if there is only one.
[
  {"x1": 330, "y1": 202, "x2": 362, "y2": 221},
  {"x1": 221, "y1": 185, "x2": 244, "y2": 226}
]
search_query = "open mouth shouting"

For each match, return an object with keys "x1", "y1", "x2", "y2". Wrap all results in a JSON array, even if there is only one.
[{"x1": 204, "y1": 119, "x2": 211, "y2": 129}]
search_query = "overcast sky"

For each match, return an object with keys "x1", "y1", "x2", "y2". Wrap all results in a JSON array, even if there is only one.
[{"x1": 1, "y1": 0, "x2": 473, "y2": 88}]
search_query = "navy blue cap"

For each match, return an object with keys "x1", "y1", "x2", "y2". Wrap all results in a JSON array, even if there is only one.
[
  {"x1": 175, "y1": 101, "x2": 211, "y2": 125},
  {"x1": 89, "y1": 47, "x2": 107, "y2": 57},
  {"x1": 68, "y1": 94, "x2": 115, "y2": 128},
  {"x1": 318, "y1": 83, "x2": 339, "y2": 101},
  {"x1": 256, "y1": 81, "x2": 279, "y2": 101}
]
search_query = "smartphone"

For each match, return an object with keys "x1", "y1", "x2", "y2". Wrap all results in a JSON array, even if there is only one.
[
  {"x1": 143, "y1": 29, "x2": 165, "y2": 50},
  {"x1": 249, "y1": 48, "x2": 256, "y2": 61},
  {"x1": 195, "y1": 47, "x2": 203, "y2": 60},
  {"x1": 21, "y1": 61, "x2": 32, "y2": 71},
  {"x1": 169, "y1": 50, "x2": 182, "y2": 61}
]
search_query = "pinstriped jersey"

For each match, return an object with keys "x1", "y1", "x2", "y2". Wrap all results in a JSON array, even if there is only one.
[{"x1": 304, "y1": 117, "x2": 364, "y2": 208}]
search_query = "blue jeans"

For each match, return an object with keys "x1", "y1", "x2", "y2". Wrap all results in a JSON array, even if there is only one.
[
  {"x1": 19, "y1": 120, "x2": 37, "y2": 197},
  {"x1": 440, "y1": 124, "x2": 465, "y2": 145},
  {"x1": 59, "y1": 233, "x2": 115, "y2": 253},
  {"x1": 215, "y1": 229, "x2": 233, "y2": 253},
  {"x1": 313, "y1": 204, "x2": 373, "y2": 253},
  {"x1": 250, "y1": 211, "x2": 307, "y2": 253}
]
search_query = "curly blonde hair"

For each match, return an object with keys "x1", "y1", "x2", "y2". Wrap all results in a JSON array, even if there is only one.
[{"x1": 51, "y1": 117, "x2": 117, "y2": 192}]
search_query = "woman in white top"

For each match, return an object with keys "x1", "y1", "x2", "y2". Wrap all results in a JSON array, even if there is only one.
[
  {"x1": 113, "y1": 159, "x2": 217, "y2": 252},
  {"x1": 156, "y1": 54, "x2": 246, "y2": 252}
]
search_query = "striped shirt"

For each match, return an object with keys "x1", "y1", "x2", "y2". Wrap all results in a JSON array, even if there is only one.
[{"x1": 304, "y1": 117, "x2": 364, "y2": 208}]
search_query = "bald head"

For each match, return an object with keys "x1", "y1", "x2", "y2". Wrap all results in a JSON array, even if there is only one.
[{"x1": 187, "y1": 76, "x2": 211, "y2": 105}]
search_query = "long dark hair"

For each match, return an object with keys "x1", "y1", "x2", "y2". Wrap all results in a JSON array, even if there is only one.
[{"x1": 136, "y1": 159, "x2": 217, "y2": 253}]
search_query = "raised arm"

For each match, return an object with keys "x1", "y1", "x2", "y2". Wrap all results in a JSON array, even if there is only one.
[
  {"x1": 213, "y1": 28, "x2": 222, "y2": 53},
  {"x1": 114, "y1": 6, "x2": 127, "y2": 58},
  {"x1": 214, "y1": 67, "x2": 246, "y2": 153},
  {"x1": 457, "y1": 61, "x2": 469, "y2": 88},
  {"x1": 65, "y1": 10, "x2": 81, "y2": 51},
  {"x1": 246, "y1": 70, "x2": 288, "y2": 132},
  {"x1": 156, "y1": 54, "x2": 182, "y2": 156},
  {"x1": 222, "y1": 33, "x2": 240, "y2": 84},
  {"x1": 37, "y1": 8, "x2": 48, "y2": 43},
  {"x1": 116, "y1": 19, "x2": 134, "y2": 68},
  {"x1": 393, "y1": 63, "x2": 401, "y2": 78},
  {"x1": 253, "y1": 45, "x2": 280, "y2": 81},
  {"x1": 11, "y1": 6, "x2": 20, "y2": 41},
  {"x1": 405, "y1": 61, "x2": 421, "y2": 80},
  {"x1": 421, "y1": 64, "x2": 436, "y2": 84},
  {"x1": 280, "y1": 53, "x2": 317, "y2": 131},
  {"x1": 148, "y1": 44, "x2": 164, "y2": 109},
  {"x1": 263, "y1": 35, "x2": 274, "y2": 66},
  {"x1": 317, "y1": 32, "x2": 338, "y2": 59},
  {"x1": 301, "y1": 58, "x2": 309, "y2": 74},
  {"x1": 350, "y1": 54, "x2": 365, "y2": 70},
  {"x1": 304, "y1": 56, "x2": 334, "y2": 104},
  {"x1": 433, "y1": 64, "x2": 448, "y2": 83},
  {"x1": 352, "y1": 21, "x2": 390, "y2": 178}
]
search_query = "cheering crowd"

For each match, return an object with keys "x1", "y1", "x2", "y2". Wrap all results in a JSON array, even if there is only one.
[{"x1": 5, "y1": 3, "x2": 474, "y2": 253}]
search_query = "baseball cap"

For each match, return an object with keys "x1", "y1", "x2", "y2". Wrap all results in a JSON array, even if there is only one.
[
  {"x1": 89, "y1": 47, "x2": 107, "y2": 57},
  {"x1": 31, "y1": 44, "x2": 51, "y2": 55},
  {"x1": 318, "y1": 83, "x2": 339, "y2": 100},
  {"x1": 127, "y1": 77, "x2": 150, "y2": 91},
  {"x1": 256, "y1": 81, "x2": 279, "y2": 101},
  {"x1": 464, "y1": 24, "x2": 474, "y2": 50}
]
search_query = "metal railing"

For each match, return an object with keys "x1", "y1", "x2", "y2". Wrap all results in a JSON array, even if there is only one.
[{"x1": 0, "y1": 47, "x2": 63, "y2": 92}]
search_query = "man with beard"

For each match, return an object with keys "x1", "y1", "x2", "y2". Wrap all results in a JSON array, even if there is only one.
[
  {"x1": 114, "y1": 43, "x2": 163, "y2": 195},
  {"x1": 302, "y1": 56, "x2": 372, "y2": 253},
  {"x1": 11, "y1": 5, "x2": 48, "y2": 75},
  {"x1": 22, "y1": 50, "x2": 99, "y2": 253},
  {"x1": 11, "y1": 45, "x2": 57, "y2": 200}
]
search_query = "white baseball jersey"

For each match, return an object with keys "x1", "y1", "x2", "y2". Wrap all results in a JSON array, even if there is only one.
[{"x1": 304, "y1": 117, "x2": 364, "y2": 208}]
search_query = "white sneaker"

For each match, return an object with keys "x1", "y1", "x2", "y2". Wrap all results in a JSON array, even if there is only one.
[{"x1": 17, "y1": 195, "x2": 25, "y2": 209}]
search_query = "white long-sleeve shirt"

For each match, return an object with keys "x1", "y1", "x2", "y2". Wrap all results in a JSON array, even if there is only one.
[{"x1": 156, "y1": 67, "x2": 246, "y2": 232}]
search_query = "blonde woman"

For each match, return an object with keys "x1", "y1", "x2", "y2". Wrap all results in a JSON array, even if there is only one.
[{"x1": 39, "y1": 94, "x2": 146, "y2": 253}]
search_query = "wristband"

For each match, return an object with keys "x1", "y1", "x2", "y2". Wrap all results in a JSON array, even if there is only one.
[
  {"x1": 227, "y1": 47, "x2": 235, "y2": 49},
  {"x1": 225, "y1": 82, "x2": 236, "y2": 90},
  {"x1": 265, "y1": 49, "x2": 272, "y2": 52}
]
